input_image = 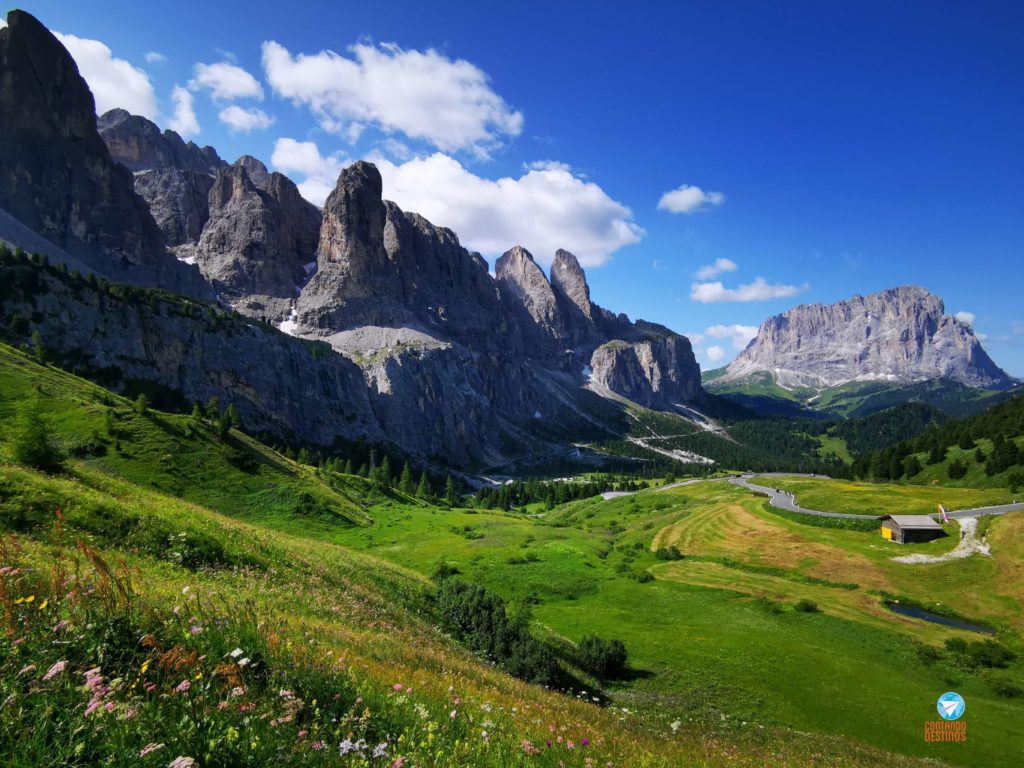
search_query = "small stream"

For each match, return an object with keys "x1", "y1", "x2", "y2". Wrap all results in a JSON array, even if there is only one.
[{"x1": 885, "y1": 602, "x2": 994, "y2": 634}]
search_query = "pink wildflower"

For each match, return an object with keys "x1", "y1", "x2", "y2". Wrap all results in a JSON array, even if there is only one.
[
  {"x1": 297, "y1": 730, "x2": 308, "y2": 739},
  {"x1": 168, "y1": 758, "x2": 197, "y2": 768},
  {"x1": 84, "y1": 699, "x2": 103, "y2": 717},
  {"x1": 42, "y1": 660, "x2": 67, "y2": 681},
  {"x1": 52, "y1": 620, "x2": 70, "y2": 633},
  {"x1": 138, "y1": 742, "x2": 164, "y2": 757},
  {"x1": 174, "y1": 679, "x2": 191, "y2": 694},
  {"x1": 392, "y1": 683, "x2": 403, "y2": 692}
]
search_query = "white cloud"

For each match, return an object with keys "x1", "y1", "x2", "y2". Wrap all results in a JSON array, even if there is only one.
[
  {"x1": 189, "y1": 61, "x2": 264, "y2": 101},
  {"x1": 270, "y1": 138, "x2": 348, "y2": 206},
  {"x1": 218, "y1": 105, "x2": 275, "y2": 133},
  {"x1": 691, "y1": 277, "x2": 807, "y2": 303},
  {"x1": 145, "y1": 51, "x2": 167, "y2": 64},
  {"x1": 706, "y1": 323, "x2": 759, "y2": 350},
  {"x1": 372, "y1": 152, "x2": 642, "y2": 266},
  {"x1": 167, "y1": 85, "x2": 199, "y2": 138},
  {"x1": 55, "y1": 32, "x2": 156, "y2": 119},
  {"x1": 706, "y1": 345, "x2": 726, "y2": 363},
  {"x1": 954, "y1": 311, "x2": 976, "y2": 326},
  {"x1": 525, "y1": 160, "x2": 573, "y2": 173},
  {"x1": 695, "y1": 257, "x2": 738, "y2": 280},
  {"x1": 262, "y1": 39, "x2": 523, "y2": 156},
  {"x1": 658, "y1": 184, "x2": 725, "y2": 214}
]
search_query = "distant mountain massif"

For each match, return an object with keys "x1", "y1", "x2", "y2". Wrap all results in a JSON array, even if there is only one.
[{"x1": 0, "y1": 9, "x2": 1018, "y2": 473}]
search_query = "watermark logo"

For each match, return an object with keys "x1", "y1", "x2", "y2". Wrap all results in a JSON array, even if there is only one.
[
  {"x1": 925, "y1": 692, "x2": 967, "y2": 743},
  {"x1": 937, "y1": 692, "x2": 965, "y2": 721}
]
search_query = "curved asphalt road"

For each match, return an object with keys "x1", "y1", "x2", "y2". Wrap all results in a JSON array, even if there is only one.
[{"x1": 603, "y1": 473, "x2": 1024, "y2": 522}]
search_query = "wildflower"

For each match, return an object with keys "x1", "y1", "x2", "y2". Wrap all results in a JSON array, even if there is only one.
[
  {"x1": 168, "y1": 757, "x2": 197, "y2": 768},
  {"x1": 123, "y1": 707, "x2": 139, "y2": 720},
  {"x1": 311, "y1": 741, "x2": 325, "y2": 750},
  {"x1": 38, "y1": 599, "x2": 48, "y2": 610},
  {"x1": 84, "y1": 699, "x2": 103, "y2": 717},
  {"x1": 218, "y1": 701, "x2": 230, "y2": 711},
  {"x1": 237, "y1": 657, "x2": 251, "y2": 667},
  {"x1": 449, "y1": 709, "x2": 457, "y2": 719},
  {"x1": 392, "y1": 683, "x2": 403, "y2": 691},
  {"x1": 298, "y1": 730, "x2": 308, "y2": 739},
  {"x1": 279, "y1": 689, "x2": 295, "y2": 700},
  {"x1": 140, "y1": 660, "x2": 151, "y2": 674},
  {"x1": 670, "y1": 720, "x2": 681, "y2": 733},
  {"x1": 582, "y1": 737, "x2": 590, "y2": 746},
  {"x1": 188, "y1": 625, "x2": 203, "y2": 635},
  {"x1": 52, "y1": 620, "x2": 70, "y2": 633},
  {"x1": 229, "y1": 647, "x2": 244, "y2": 658},
  {"x1": 138, "y1": 743, "x2": 164, "y2": 757},
  {"x1": 105, "y1": 701, "x2": 116, "y2": 713},
  {"x1": 18, "y1": 664, "x2": 36, "y2": 677},
  {"x1": 42, "y1": 660, "x2": 68, "y2": 681},
  {"x1": 144, "y1": 683, "x2": 158, "y2": 693},
  {"x1": 372, "y1": 742, "x2": 389, "y2": 759},
  {"x1": 181, "y1": 586, "x2": 190, "y2": 595},
  {"x1": 567, "y1": 740, "x2": 576, "y2": 750},
  {"x1": 521, "y1": 739, "x2": 540, "y2": 756},
  {"x1": 174, "y1": 679, "x2": 191, "y2": 694},
  {"x1": 230, "y1": 686, "x2": 245, "y2": 697},
  {"x1": 391, "y1": 758, "x2": 407, "y2": 768}
]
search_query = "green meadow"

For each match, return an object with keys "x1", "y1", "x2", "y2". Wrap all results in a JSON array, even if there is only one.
[{"x1": 1, "y1": 342, "x2": 1022, "y2": 766}]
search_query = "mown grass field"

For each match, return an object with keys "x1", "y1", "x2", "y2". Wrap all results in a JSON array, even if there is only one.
[
  {"x1": 752, "y1": 474, "x2": 1014, "y2": 516},
  {"x1": 2, "y1": 343, "x2": 1023, "y2": 766}
]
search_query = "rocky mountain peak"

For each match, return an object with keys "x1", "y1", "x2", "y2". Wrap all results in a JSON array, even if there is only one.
[
  {"x1": 718, "y1": 285, "x2": 1012, "y2": 390},
  {"x1": 550, "y1": 248, "x2": 594, "y2": 322},
  {"x1": 494, "y1": 246, "x2": 561, "y2": 329},
  {"x1": 0, "y1": 10, "x2": 210, "y2": 298},
  {"x1": 98, "y1": 109, "x2": 223, "y2": 174},
  {"x1": 234, "y1": 155, "x2": 271, "y2": 188}
]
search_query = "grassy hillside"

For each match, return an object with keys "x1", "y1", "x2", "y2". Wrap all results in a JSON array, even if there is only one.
[{"x1": 3, "y1": 340, "x2": 1023, "y2": 765}]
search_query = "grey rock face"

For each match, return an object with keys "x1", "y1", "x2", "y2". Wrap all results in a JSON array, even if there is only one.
[
  {"x1": 133, "y1": 169, "x2": 215, "y2": 246},
  {"x1": 0, "y1": 10, "x2": 210, "y2": 299},
  {"x1": 589, "y1": 332, "x2": 704, "y2": 408},
  {"x1": 297, "y1": 161, "x2": 508, "y2": 349},
  {"x1": 194, "y1": 159, "x2": 320, "y2": 322},
  {"x1": 98, "y1": 108, "x2": 224, "y2": 174},
  {"x1": 1, "y1": 261, "x2": 381, "y2": 446},
  {"x1": 550, "y1": 249, "x2": 594, "y2": 321},
  {"x1": 720, "y1": 285, "x2": 1012, "y2": 390}
]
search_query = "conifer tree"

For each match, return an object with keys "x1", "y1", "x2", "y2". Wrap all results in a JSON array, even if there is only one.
[{"x1": 399, "y1": 462, "x2": 415, "y2": 495}]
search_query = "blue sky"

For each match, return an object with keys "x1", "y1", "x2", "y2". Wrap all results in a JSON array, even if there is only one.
[{"x1": 15, "y1": 1, "x2": 1024, "y2": 375}]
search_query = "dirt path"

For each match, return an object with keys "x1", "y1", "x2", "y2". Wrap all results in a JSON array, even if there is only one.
[{"x1": 891, "y1": 517, "x2": 991, "y2": 564}]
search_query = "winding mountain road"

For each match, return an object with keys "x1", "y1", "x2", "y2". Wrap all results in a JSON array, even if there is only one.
[{"x1": 602, "y1": 472, "x2": 1024, "y2": 522}]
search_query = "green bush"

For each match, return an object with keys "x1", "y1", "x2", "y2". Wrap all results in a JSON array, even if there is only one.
[
  {"x1": 794, "y1": 599, "x2": 819, "y2": 613},
  {"x1": 577, "y1": 634, "x2": 629, "y2": 679},
  {"x1": 655, "y1": 545, "x2": 683, "y2": 561},
  {"x1": 9, "y1": 400, "x2": 64, "y2": 474},
  {"x1": 434, "y1": 579, "x2": 557, "y2": 685}
]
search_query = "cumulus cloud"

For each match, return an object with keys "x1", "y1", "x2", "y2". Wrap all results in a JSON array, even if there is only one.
[
  {"x1": 658, "y1": 184, "x2": 725, "y2": 214},
  {"x1": 954, "y1": 311, "x2": 976, "y2": 326},
  {"x1": 189, "y1": 61, "x2": 264, "y2": 101},
  {"x1": 706, "y1": 345, "x2": 726, "y2": 363},
  {"x1": 145, "y1": 51, "x2": 167, "y2": 64},
  {"x1": 695, "y1": 257, "x2": 738, "y2": 280},
  {"x1": 270, "y1": 138, "x2": 348, "y2": 206},
  {"x1": 372, "y1": 152, "x2": 642, "y2": 266},
  {"x1": 167, "y1": 86, "x2": 199, "y2": 138},
  {"x1": 691, "y1": 277, "x2": 807, "y2": 303},
  {"x1": 55, "y1": 32, "x2": 157, "y2": 118},
  {"x1": 218, "y1": 105, "x2": 275, "y2": 133},
  {"x1": 706, "y1": 323, "x2": 759, "y2": 350},
  {"x1": 262, "y1": 40, "x2": 523, "y2": 156}
]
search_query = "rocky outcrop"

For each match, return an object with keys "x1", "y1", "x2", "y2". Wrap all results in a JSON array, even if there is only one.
[
  {"x1": 590, "y1": 330, "x2": 704, "y2": 408},
  {"x1": 194, "y1": 158, "x2": 320, "y2": 321},
  {"x1": 0, "y1": 11, "x2": 210, "y2": 298},
  {"x1": 133, "y1": 169, "x2": 215, "y2": 246},
  {"x1": 297, "y1": 161, "x2": 508, "y2": 349},
  {"x1": 98, "y1": 108, "x2": 224, "y2": 174},
  {"x1": 718, "y1": 285, "x2": 1012, "y2": 390}
]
